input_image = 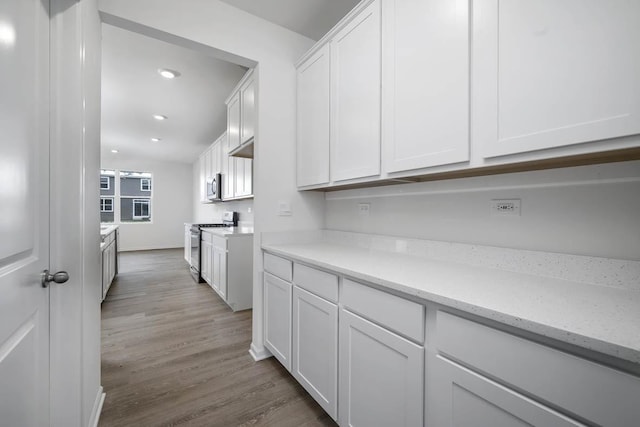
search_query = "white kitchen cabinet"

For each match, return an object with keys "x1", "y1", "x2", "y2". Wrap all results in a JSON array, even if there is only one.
[
  {"x1": 198, "y1": 154, "x2": 207, "y2": 202},
  {"x1": 431, "y1": 356, "x2": 583, "y2": 427},
  {"x1": 222, "y1": 136, "x2": 235, "y2": 200},
  {"x1": 330, "y1": 0, "x2": 381, "y2": 182},
  {"x1": 101, "y1": 227, "x2": 118, "y2": 302},
  {"x1": 184, "y1": 224, "x2": 191, "y2": 264},
  {"x1": 202, "y1": 230, "x2": 252, "y2": 311},
  {"x1": 211, "y1": 236, "x2": 227, "y2": 300},
  {"x1": 240, "y1": 76, "x2": 255, "y2": 145},
  {"x1": 263, "y1": 271, "x2": 292, "y2": 371},
  {"x1": 382, "y1": 0, "x2": 469, "y2": 173},
  {"x1": 200, "y1": 236, "x2": 212, "y2": 285},
  {"x1": 339, "y1": 308, "x2": 424, "y2": 427},
  {"x1": 227, "y1": 91, "x2": 241, "y2": 152},
  {"x1": 429, "y1": 311, "x2": 640, "y2": 427},
  {"x1": 234, "y1": 157, "x2": 252, "y2": 198},
  {"x1": 220, "y1": 133, "x2": 252, "y2": 200},
  {"x1": 292, "y1": 286, "x2": 338, "y2": 420},
  {"x1": 296, "y1": 44, "x2": 331, "y2": 187},
  {"x1": 474, "y1": 0, "x2": 640, "y2": 159}
]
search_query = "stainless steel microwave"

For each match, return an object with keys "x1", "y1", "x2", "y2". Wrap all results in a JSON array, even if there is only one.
[{"x1": 206, "y1": 173, "x2": 222, "y2": 202}]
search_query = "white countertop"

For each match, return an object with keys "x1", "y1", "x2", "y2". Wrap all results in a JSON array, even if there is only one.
[
  {"x1": 201, "y1": 226, "x2": 253, "y2": 237},
  {"x1": 262, "y1": 239, "x2": 640, "y2": 364}
]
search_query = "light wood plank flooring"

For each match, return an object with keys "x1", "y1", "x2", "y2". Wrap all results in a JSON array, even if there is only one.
[{"x1": 100, "y1": 248, "x2": 336, "y2": 427}]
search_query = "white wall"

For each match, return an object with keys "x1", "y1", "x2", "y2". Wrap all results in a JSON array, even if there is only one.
[
  {"x1": 102, "y1": 155, "x2": 193, "y2": 251},
  {"x1": 326, "y1": 161, "x2": 640, "y2": 261},
  {"x1": 98, "y1": 0, "x2": 326, "y2": 357}
]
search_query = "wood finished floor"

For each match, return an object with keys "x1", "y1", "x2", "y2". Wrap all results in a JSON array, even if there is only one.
[{"x1": 100, "y1": 248, "x2": 336, "y2": 427}]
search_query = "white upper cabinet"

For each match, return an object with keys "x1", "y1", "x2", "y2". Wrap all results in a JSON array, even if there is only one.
[
  {"x1": 234, "y1": 157, "x2": 252, "y2": 198},
  {"x1": 297, "y1": 44, "x2": 331, "y2": 187},
  {"x1": 227, "y1": 91, "x2": 241, "y2": 152},
  {"x1": 382, "y1": 0, "x2": 470, "y2": 173},
  {"x1": 474, "y1": 0, "x2": 640, "y2": 158},
  {"x1": 240, "y1": 77, "x2": 255, "y2": 145},
  {"x1": 330, "y1": 0, "x2": 382, "y2": 182}
]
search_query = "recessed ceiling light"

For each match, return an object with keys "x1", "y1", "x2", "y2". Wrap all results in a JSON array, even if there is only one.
[
  {"x1": 151, "y1": 137, "x2": 161, "y2": 142},
  {"x1": 158, "y1": 68, "x2": 180, "y2": 79},
  {"x1": 153, "y1": 114, "x2": 167, "y2": 121},
  {"x1": 111, "y1": 149, "x2": 119, "y2": 154}
]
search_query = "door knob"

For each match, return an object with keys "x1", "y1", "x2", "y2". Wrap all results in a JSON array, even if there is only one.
[{"x1": 41, "y1": 270, "x2": 70, "y2": 287}]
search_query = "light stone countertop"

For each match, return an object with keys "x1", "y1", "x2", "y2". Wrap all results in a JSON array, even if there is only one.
[
  {"x1": 262, "y1": 240, "x2": 640, "y2": 365},
  {"x1": 201, "y1": 226, "x2": 254, "y2": 237}
]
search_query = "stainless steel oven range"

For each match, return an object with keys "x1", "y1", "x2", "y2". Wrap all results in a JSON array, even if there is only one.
[{"x1": 189, "y1": 211, "x2": 238, "y2": 283}]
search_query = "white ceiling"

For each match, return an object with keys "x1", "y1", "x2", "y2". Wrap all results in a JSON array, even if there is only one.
[
  {"x1": 101, "y1": 1, "x2": 359, "y2": 165},
  {"x1": 220, "y1": 0, "x2": 360, "y2": 40},
  {"x1": 101, "y1": 24, "x2": 248, "y2": 164}
]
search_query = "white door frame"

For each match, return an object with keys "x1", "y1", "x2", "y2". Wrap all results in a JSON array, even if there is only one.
[{"x1": 49, "y1": 0, "x2": 103, "y2": 426}]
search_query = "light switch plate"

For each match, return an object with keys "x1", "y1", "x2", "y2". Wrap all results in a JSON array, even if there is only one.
[{"x1": 278, "y1": 201, "x2": 292, "y2": 216}]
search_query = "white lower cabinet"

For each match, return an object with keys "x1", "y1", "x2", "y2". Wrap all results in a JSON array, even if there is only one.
[
  {"x1": 431, "y1": 356, "x2": 583, "y2": 427},
  {"x1": 211, "y1": 244, "x2": 227, "y2": 300},
  {"x1": 292, "y1": 286, "x2": 338, "y2": 420},
  {"x1": 430, "y1": 310, "x2": 640, "y2": 427},
  {"x1": 202, "y1": 231, "x2": 252, "y2": 311},
  {"x1": 200, "y1": 238, "x2": 212, "y2": 285},
  {"x1": 262, "y1": 251, "x2": 640, "y2": 426},
  {"x1": 338, "y1": 309, "x2": 424, "y2": 427},
  {"x1": 263, "y1": 271, "x2": 292, "y2": 371}
]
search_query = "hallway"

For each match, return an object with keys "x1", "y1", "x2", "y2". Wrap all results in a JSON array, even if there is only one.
[{"x1": 100, "y1": 249, "x2": 336, "y2": 426}]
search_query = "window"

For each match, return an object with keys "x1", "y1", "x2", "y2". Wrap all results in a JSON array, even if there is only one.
[
  {"x1": 100, "y1": 197, "x2": 114, "y2": 212},
  {"x1": 120, "y1": 170, "x2": 153, "y2": 223},
  {"x1": 100, "y1": 176, "x2": 110, "y2": 190},
  {"x1": 132, "y1": 199, "x2": 150, "y2": 219}
]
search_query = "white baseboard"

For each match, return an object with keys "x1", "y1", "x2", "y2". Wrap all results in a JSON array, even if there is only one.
[
  {"x1": 249, "y1": 343, "x2": 272, "y2": 361},
  {"x1": 88, "y1": 386, "x2": 105, "y2": 427}
]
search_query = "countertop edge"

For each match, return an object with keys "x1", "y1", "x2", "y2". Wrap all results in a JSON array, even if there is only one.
[{"x1": 262, "y1": 244, "x2": 640, "y2": 365}]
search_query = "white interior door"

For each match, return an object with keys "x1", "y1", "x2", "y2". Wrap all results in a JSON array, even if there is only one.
[{"x1": 0, "y1": 0, "x2": 51, "y2": 426}]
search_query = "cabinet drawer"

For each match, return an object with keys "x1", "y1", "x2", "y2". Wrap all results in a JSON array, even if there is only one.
[
  {"x1": 294, "y1": 263, "x2": 338, "y2": 303},
  {"x1": 264, "y1": 252, "x2": 292, "y2": 282},
  {"x1": 341, "y1": 279, "x2": 424, "y2": 344},
  {"x1": 436, "y1": 311, "x2": 640, "y2": 427}
]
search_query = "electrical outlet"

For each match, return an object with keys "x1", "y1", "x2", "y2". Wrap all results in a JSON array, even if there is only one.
[
  {"x1": 358, "y1": 203, "x2": 370, "y2": 217},
  {"x1": 490, "y1": 199, "x2": 521, "y2": 216}
]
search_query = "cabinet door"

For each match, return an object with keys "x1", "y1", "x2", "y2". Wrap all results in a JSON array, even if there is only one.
[
  {"x1": 213, "y1": 246, "x2": 227, "y2": 299},
  {"x1": 383, "y1": 0, "x2": 469, "y2": 173},
  {"x1": 227, "y1": 92, "x2": 241, "y2": 151},
  {"x1": 430, "y1": 356, "x2": 584, "y2": 427},
  {"x1": 297, "y1": 44, "x2": 330, "y2": 187},
  {"x1": 222, "y1": 136, "x2": 235, "y2": 200},
  {"x1": 201, "y1": 241, "x2": 212, "y2": 285},
  {"x1": 240, "y1": 77, "x2": 255, "y2": 144},
  {"x1": 330, "y1": 0, "x2": 381, "y2": 182},
  {"x1": 234, "y1": 158, "x2": 252, "y2": 197},
  {"x1": 199, "y1": 154, "x2": 207, "y2": 202},
  {"x1": 339, "y1": 309, "x2": 423, "y2": 427},
  {"x1": 263, "y1": 272, "x2": 292, "y2": 371},
  {"x1": 292, "y1": 286, "x2": 338, "y2": 420},
  {"x1": 474, "y1": 0, "x2": 640, "y2": 158}
]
